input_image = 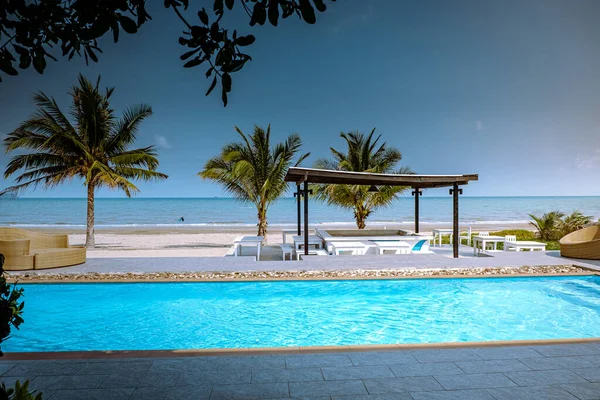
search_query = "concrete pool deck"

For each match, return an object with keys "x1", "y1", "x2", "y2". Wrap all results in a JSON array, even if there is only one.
[
  {"x1": 4, "y1": 342, "x2": 600, "y2": 399},
  {"x1": 10, "y1": 247, "x2": 600, "y2": 275}
]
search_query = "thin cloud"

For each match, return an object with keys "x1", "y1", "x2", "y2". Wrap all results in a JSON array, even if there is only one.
[
  {"x1": 155, "y1": 135, "x2": 172, "y2": 149},
  {"x1": 331, "y1": 6, "x2": 375, "y2": 35},
  {"x1": 574, "y1": 149, "x2": 600, "y2": 169}
]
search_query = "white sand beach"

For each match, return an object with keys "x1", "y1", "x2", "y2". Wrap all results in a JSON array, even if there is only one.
[
  {"x1": 42, "y1": 222, "x2": 535, "y2": 259},
  {"x1": 70, "y1": 232, "x2": 282, "y2": 258}
]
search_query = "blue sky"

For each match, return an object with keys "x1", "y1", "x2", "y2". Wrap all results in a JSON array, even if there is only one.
[{"x1": 1, "y1": 0, "x2": 599, "y2": 198}]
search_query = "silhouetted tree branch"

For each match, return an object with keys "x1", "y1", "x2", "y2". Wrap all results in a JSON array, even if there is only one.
[{"x1": 0, "y1": 0, "x2": 335, "y2": 106}]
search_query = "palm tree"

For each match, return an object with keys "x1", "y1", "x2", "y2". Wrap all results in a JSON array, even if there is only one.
[
  {"x1": 312, "y1": 129, "x2": 412, "y2": 229},
  {"x1": 199, "y1": 125, "x2": 308, "y2": 238},
  {"x1": 529, "y1": 211, "x2": 565, "y2": 241},
  {"x1": 2, "y1": 74, "x2": 168, "y2": 248}
]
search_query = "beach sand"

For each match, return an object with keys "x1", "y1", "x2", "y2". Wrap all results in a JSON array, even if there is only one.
[
  {"x1": 22, "y1": 222, "x2": 534, "y2": 259},
  {"x1": 70, "y1": 232, "x2": 282, "y2": 258}
]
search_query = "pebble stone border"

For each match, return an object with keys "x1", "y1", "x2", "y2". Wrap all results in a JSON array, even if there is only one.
[{"x1": 6, "y1": 265, "x2": 591, "y2": 282}]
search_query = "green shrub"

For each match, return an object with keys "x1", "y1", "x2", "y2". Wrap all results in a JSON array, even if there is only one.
[
  {"x1": 529, "y1": 210, "x2": 592, "y2": 240},
  {"x1": 529, "y1": 211, "x2": 564, "y2": 240},
  {"x1": 558, "y1": 211, "x2": 592, "y2": 238},
  {"x1": 0, "y1": 254, "x2": 42, "y2": 400},
  {"x1": 490, "y1": 229, "x2": 536, "y2": 240}
]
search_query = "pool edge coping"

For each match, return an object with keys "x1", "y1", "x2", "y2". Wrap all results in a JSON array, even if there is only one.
[
  {"x1": 7, "y1": 270, "x2": 598, "y2": 284},
  {"x1": 5, "y1": 338, "x2": 600, "y2": 360}
]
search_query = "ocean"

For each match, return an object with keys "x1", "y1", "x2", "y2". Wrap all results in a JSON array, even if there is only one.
[{"x1": 0, "y1": 197, "x2": 599, "y2": 229}]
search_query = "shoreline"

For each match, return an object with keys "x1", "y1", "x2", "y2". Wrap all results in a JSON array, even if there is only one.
[{"x1": 5, "y1": 222, "x2": 535, "y2": 235}]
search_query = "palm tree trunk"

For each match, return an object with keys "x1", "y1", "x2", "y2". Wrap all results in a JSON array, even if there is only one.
[
  {"x1": 257, "y1": 205, "x2": 268, "y2": 239},
  {"x1": 356, "y1": 217, "x2": 366, "y2": 230},
  {"x1": 355, "y1": 204, "x2": 367, "y2": 229},
  {"x1": 86, "y1": 182, "x2": 95, "y2": 248}
]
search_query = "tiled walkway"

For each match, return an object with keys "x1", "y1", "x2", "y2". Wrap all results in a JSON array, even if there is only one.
[
  {"x1": 11, "y1": 249, "x2": 600, "y2": 276},
  {"x1": 4, "y1": 343, "x2": 600, "y2": 399}
]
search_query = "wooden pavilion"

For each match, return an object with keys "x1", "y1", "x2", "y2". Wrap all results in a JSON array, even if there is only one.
[{"x1": 283, "y1": 167, "x2": 479, "y2": 258}]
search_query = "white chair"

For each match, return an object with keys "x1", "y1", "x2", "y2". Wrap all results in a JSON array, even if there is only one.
[
  {"x1": 460, "y1": 227, "x2": 472, "y2": 246},
  {"x1": 503, "y1": 235, "x2": 517, "y2": 251},
  {"x1": 280, "y1": 244, "x2": 293, "y2": 260}
]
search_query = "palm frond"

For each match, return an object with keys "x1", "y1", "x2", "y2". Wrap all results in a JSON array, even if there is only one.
[
  {"x1": 109, "y1": 147, "x2": 160, "y2": 170},
  {"x1": 106, "y1": 104, "x2": 153, "y2": 154},
  {"x1": 4, "y1": 153, "x2": 68, "y2": 178},
  {"x1": 114, "y1": 167, "x2": 168, "y2": 182},
  {"x1": 32, "y1": 92, "x2": 76, "y2": 133}
]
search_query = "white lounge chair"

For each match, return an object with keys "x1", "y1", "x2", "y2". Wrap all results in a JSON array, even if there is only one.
[
  {"x1": 503, "y1": 235, "x2": 546, "y2": 252},
  {"x1": 411, "y1": 239, "x2": 432, "y2": 254},
  {"x1": 503, "y1": 235, "x2": 517, "y2": 251}
]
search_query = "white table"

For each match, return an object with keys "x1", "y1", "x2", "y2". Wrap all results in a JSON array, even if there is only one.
[
  {"x1": 292, "y1": 235, "x2": 323, "y2": 252},
  {"x1": 282, "y1": 229, "x2": 314, "y2": 244},
  {"x1": 504, "y1": 241, "x2": 547, "y2": 252},
  {"x1": 472, "y1": 235, "x2": 505, "y2": 255},
  {"x1": 233, "y1": 236, "x2": 263, "y2": 259},
  {"x1": 371, "y1": 240, "x2": 412, "y2": 255},
  {"x1": 432, "y1": 229, "x2": 454, "y2": 247},
  {"x1": 329, "y1": 241, "x2": 374, "y2": 255}
]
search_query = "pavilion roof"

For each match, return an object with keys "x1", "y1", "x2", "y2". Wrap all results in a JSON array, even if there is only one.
[{"x1": 284, "y1": 167, "x2": 478, "y2": 189}]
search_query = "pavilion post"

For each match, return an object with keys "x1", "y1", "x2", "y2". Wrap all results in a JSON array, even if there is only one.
[
  {"x1": 303, "y1": 181, "x2": 309, "y2": 255},
  {"x1": 450, "y1": 183, "x2": 462, "y2": 258},
  {"x1": 295, "y1": 184, "x2": 302, "y2": 236},
  {"x1": 412, "y1": 189, "x2": 422, "y2": 233}
]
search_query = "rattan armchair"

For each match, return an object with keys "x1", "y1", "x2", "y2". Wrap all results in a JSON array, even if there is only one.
[
  {"x1": 0, "y1": 227, "x2": 86, "y2": 270},
  {"x1": 559, "y1": 225, "x2": 600, "y2": 260}
]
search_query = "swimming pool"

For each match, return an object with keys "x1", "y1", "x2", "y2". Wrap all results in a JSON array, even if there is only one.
[{"x1": 6, "y1": 276, "x2": 600, "y2": 352}]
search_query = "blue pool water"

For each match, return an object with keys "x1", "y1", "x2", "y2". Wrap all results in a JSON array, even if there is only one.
[{"x1": 6, "y1": 276, "x2": 600, "y2": 352}]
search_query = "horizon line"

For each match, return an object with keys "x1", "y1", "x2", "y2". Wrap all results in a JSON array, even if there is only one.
[{"x1": 3, "y1": 195, "x2": 600, "y2": 200}]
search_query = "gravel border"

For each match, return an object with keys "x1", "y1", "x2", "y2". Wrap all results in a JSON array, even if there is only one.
[{"x1": 6, "y1": 265, "x2": 592, "y2": 282}]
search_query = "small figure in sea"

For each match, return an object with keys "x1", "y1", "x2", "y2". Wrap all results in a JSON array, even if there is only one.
[{"x1": 178, "y1": 216, "x2": 185, "y2": 222}]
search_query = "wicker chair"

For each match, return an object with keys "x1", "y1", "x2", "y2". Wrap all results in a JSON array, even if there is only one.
[
  {"x1": 559, "y1": 225, "x2": 600, "y2": 260},
  {"x1": 0, "y1": 227, "x2": 86, "y2": 270}
]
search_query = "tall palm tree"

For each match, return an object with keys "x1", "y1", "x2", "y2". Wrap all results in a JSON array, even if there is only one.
[
  {"x1": 312, "y1": 129, "x2": 412, "y2": 229},
  {"x1": 2, "y1": 74, "x2": 168, "y2": 248},
  {"x1": 199, "y1": 125, "x2": 309, "y2": 238}
]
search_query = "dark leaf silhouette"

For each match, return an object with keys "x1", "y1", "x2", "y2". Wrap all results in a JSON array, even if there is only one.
[
  {"x1": 198, "y1": 8, "x2": 209, "y2": 25},
  {"x1": 0, "y1": 0, "x2": 336, "y2": 106},
  {"x1": 119, "y1": 16, "x2": 138, "y2": 34}
]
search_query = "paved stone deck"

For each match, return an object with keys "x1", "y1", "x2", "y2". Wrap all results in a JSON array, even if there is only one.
[
  {"x1": 4, "y1": 343, "x2": 600, "y2": 399},
  {"x1": 11, "y1": 248, "x2": 600, "y2": 276}
]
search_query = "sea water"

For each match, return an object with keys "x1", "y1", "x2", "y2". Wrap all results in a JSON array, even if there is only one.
[{"x1": 1, "y1": 196, "x2": 599, "y2": 228}]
